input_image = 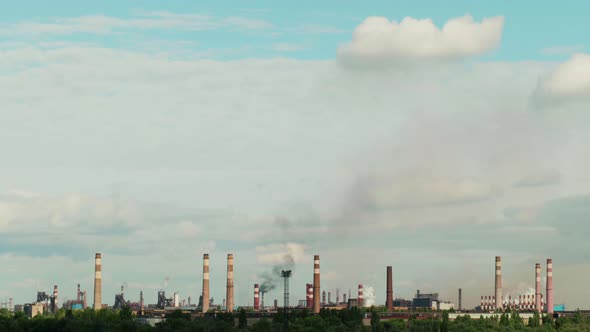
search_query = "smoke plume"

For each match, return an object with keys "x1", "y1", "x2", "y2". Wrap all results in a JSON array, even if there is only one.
[{"x1": 259, "y1": 252, "x2": 295, "y2": 294}]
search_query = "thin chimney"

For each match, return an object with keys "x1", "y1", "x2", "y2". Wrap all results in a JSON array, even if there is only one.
[
  {"x1": 495, "y1": 256, "x2": 502, "y2": 310},
  {"x1": 546, "y1": 259, "x2": 554, "y2": 314},
  {"x1": 226, "y1": 253, "x2": 234, "y2": 312},
  {"x1": 386, "y1": 266, "x2": 393, "y2": 311},
  {"x1": 312, "y1": 255, "x2": 321, "y2": 313},
  {"x1": 202, "y1": 254, "x2": 210, "y2": 313},
  {"x1": 358, "y1": 284, "x2": 364, "y2": 308},
  {"x1": 254, "y1": 284, "x2": 260, "y2": 310},
  {"x1": 535, "y1": 263, "x2": 541, "y2": 312},
  {"x1": 93, "y1": 253, "x2": 102, "y2": 309}
]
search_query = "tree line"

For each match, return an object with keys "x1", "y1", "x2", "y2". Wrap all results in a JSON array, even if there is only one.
[{"x1": 1, "y1": 307, "x2": 589, "y2": 332}]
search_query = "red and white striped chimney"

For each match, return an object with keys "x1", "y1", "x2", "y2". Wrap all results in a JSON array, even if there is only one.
[
  {"x1": 546, "y1": 258, "x2": 553, "y2": 314},
  {"x1": 358, "y1": 284, "x2": 364, "y2": 308},
  {"x1": 254, "y1": 284, "x2": 260, "y2": 310},
  {"x1": 535, "y1": 263, "x2": 541, "y2": 312},
  {"x1": 306, "y1": 283, "x2": 313, "y2": 309}
]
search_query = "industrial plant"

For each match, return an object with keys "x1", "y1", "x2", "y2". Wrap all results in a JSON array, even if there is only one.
[{"x1": 6, "y1": 252, "x2": 570, "y2": 324}]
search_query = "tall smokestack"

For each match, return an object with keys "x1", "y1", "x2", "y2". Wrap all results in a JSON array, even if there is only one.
[
  {"x1": 93, "y1": 253, "x2": 102, "y2": 309},
  {"x1": 83, "y1": 291, "x2": 87, "y2": 309},
  {"x1": 202, "y1": 254, "x2": 210, "y2": 313},
  {"x1": 322, "y1": 290, "x2": 326, "y2": 306},
  {"x1": 358, "y1": 284, "x2": 364, "y2": 308},
  {"x1": 53, "y1": 285, "x2": 59, "y2": 312},
  {"x1": 140, "y1": 291, "x2": 144, "y2": 315},
  {"x1": 458, "y1": 289, "x2": 462, "y2": 311},
  {"x1": 386, "y1": 266, "x2": 393, "y2": 311},
  {"x1": 546, "y1": 258, "x2": 553, "y2": 314},
  {"x1": 9, "y1": 298, "x2": 13, "y2": 313},
  {"x1": 226, "y1": 253, "x2": 234, "y2": 312},
  {"x1": 313, "y1": 255, "x2": 320, "y2": 313},
  {"x1": 77, "y1": 284, "x2": 81, "y2": 302},
  {"x1": 535, "y1": 263, "x2": 541, "y2": 312},
  {"x1": 254, "y1": 284, "x2": 260, "y2": 310},
  {"x1": 495, "y1": 256, "x2": 502, "y2": 310}
]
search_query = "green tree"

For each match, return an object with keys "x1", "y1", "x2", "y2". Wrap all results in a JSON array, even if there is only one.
[
  {"x1": 528, "y1": 310, "x2": 540, "y2": 328},
  {"x1": 371, "y1": 310, "x2": 381, "y2": 332},
  {"x1": 238, "y1": 308, "x2": 247, "y2": 329},
  {"x1": 441, "y1": 310, "x2": 449, "y2": 332},
  {"x1": 252, "y1": 318, "x2": 272, "y2": 332}
]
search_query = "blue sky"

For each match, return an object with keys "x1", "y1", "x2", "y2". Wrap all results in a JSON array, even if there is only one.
[
  {"x1": 2, "y1": 0, "x2": 590, "y2": 311},
  {"x1": 2, "y1": 0, "x2": 588, "y2": 61}
]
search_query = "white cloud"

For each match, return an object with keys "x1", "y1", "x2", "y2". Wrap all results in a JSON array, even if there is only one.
[
  {"x1": 299, "y1": 24, "x2": 346, "y2": 34},
  {"x1": 534, "y1": 53, "x2": 590, "y2": 104},
  {"x1": 273, "y1": 43, "x2": 306, "y2": 52},
  {"x1": 338, "y1": 14, "x2": 504, "y2": 64},
  {"x1": 0, "y1": 12, "x2": 273, "y2": 36},
  {"x1": 541, "y1": 45, "x2": 584, "y2": 56}
]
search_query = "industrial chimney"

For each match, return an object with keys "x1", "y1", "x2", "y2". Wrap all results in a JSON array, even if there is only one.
[
  {"x1": 77, "y1": 284, "x2": 81, "y2": 302},
  {"x1": 53, "y1": 285, "x2": 59, "y2": 312},
  {"x1": 254, "y1": 284, "x2": 260, "y2": 310},
  {"x1": 306, "y1": 283, "x2": 313, "y2": 309},
  {"x1": 547, "y1": 259, "x2": 553, "y2": 314},
  {"x1": 322, "y1": 290, "x2": 326, "y2": 306},
  {"x1": 386, "y1": 266, "x2": 393, "y2": 311},
  {"x1": 312, "y1": 255, "x2": 321, "y2": 313},
  {"x1": 458, "y1": 288, "x2": 462, "y2": 311},
  {"x1": 226, "y1": 253, "x2": 234, "y2": 312},
  {"x1": 358, "y1": 284, "x2": 364, "y2": 308},
  {"x1": 495, "y1": 256, "x2": 502, "y2": 310},
  {"x1": 202, "y1": 254, "x2": 210, "y2": 313},
  {"x1": 140, "y1": 291, "x2": 144, "y2": 315},
  {"x1": 93, "y1": 253, "x2": 102, "y2": 309},
  {"x1": 535, "y1": 263, "x2": 541, "y2": 312}
]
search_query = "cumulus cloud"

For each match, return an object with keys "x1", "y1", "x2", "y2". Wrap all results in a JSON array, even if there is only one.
[
  {"x1": 338, "y1": 14, "x2": 504, "y2": 65},
  {"x1": 534, "y1": 53, "x2": 590, "y2": 105}
]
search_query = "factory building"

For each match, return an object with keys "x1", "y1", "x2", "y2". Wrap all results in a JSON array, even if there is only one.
[{"x1": 413, "y1": 290, "x2": 455, "y2": 311}]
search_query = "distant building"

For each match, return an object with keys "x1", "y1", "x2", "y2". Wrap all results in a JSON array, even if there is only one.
[
  {"x1": 24, "y1": 303, "x2": 45, "y2": 317},
  {"x1": 413, "y1": 290, "x2": 438, "y2": 310},
  {"x1": 393, "y1": 299, "x2": 413, "y2": 309},
  {"x1": 347, "y1": 299, "x2": 359, "y2": 309},
  {"x1": 412, "y1": 290, "x2": 455, "y2": 311}
]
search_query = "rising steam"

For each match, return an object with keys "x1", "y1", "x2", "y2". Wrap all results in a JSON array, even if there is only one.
[{"x1": 363, "y1": 286, "x2": 376, "y2": 307}]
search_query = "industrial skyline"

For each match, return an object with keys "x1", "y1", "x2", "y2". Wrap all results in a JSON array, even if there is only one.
[
  {"x1": 3, "y1": 252, "x2": 564, "y2": 316},
  {"x1": 2, "y1": 0, "x2": 590, "y2": 315}
]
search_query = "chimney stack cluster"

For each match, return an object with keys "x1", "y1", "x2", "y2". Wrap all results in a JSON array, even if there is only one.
[{"x1": 481, "y1": 257, "x2": 554, "y2": 313}]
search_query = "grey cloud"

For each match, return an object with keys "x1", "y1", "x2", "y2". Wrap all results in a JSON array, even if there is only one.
[{"x1": 513, "y1": 169, "x2": 562, "y2": 187}]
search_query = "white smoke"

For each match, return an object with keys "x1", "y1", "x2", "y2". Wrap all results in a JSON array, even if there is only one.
[{"x1": 364, "y1": 286, "x2": 376, "y2": 307}]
